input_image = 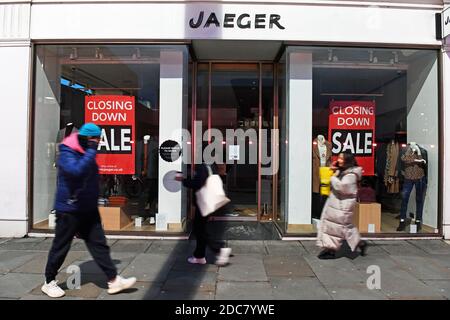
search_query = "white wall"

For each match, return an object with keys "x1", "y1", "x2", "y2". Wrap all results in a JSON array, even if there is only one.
[
  {"x1": 0, "y1": 2, "x2": 30, "y2": 237},
  {"x1": 286, "y1": 51, "x2": 313, "y2": 225},
  {"x1": 33, "y1": 51, "x2": 61, "y2": 224},
  {"x1": 443, "y1": 46, "x2": 450, "y2": 239},
  {"x1": 158, "y1": 50, "x2": 187, "y2": 227},
  {"x1": 406, "y1": 52, "x2": 439, "y2": 230},
  {"x1": 0, "y1": 46, "x2": 30, "y2": 237}
]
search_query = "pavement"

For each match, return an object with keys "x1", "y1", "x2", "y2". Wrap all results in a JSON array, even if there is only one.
[{"x1": 0, "y1": 237, "x2": 450, "y2": 300}]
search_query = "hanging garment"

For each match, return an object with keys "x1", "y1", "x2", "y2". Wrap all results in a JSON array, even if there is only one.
[
  {"x1": 384, "y1": 142, "x2": 400, "y2": 193},
  {"x1": 312, "y1": 140, "x2": 332, "y2": 193}
]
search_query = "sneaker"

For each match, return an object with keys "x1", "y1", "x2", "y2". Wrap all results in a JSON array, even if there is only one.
[
  {"x1": 187, "y1": 256, "x2": 207, "y2": 265},
  {"x1": 41, "y1": 280, "x2": 65, "y2": 298},
  {"x1": 107, "y1": 275, "x2": 137, "y2": 295},
  {"x1": 216, "y1": 248, "x2": 232, "y2": 266}
]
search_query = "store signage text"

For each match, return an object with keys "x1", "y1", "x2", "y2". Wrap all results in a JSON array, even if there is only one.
[
  {"x1": 85, "y1": 95, "x2": 135, "y2": 175},
  {"x1": 328, "y1": 101, "x2": 376, "y2": 175},
  {"x1": 443, "y1": 7, "x2": 450, "y2": 39},
  {"x1": 189, "y1": 11, "x2": 285, "y2": 30}
]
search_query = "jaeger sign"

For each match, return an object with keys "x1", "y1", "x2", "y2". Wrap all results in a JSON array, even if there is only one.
[{"x1": 189, "y1": 11, "x2": 285, "y2": 30}]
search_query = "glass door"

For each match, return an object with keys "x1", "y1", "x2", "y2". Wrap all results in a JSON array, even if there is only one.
[{"x1": 194, "y1": 62, "x2": 276, "y2": 220}]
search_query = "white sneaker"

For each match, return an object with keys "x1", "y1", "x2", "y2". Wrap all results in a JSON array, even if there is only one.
[
  {"x1": 41, "y1": 280, "x2": 65, "y2": 298},
  {"x1": 187, "y1": 256, "x2": 207, "y2": 265},
  {"x1": 107, "y1": 275, "x2": 137, "y2": 295},
  {"x1": 216, "y1": 248, "x2": 232, "y2": 266}
]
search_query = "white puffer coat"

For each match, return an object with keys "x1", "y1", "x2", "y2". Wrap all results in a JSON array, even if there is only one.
[{"x1": 316, "y1": 166, "x2": 362, "y2": 252}]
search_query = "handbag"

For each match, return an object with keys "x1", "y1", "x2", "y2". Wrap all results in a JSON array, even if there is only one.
[{"x1": 195, "y1": 165, "x2": 231, "y2": 217}]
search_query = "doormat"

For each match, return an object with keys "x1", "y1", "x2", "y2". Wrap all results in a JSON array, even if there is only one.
[{"x1": 195, "y1": 221, "x2": 281, "y2": 240}]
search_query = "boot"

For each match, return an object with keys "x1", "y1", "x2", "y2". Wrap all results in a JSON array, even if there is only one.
[
  {"x1": 318, "y1": 249, "x2": 336, "y2": 260},
  {"x1": 397, "y1": 220, "x2": 407, "y2": 232},
  {"x1": 415, "y1": 221, "x2": 422, "y2": 232},
  {"x1": 358, "y1": 240, "x2": 368, "y2": 256}
]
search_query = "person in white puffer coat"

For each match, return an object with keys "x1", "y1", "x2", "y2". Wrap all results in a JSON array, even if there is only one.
[{"x1": 316, "y1": 151, "x2": 368, "y2": 259}]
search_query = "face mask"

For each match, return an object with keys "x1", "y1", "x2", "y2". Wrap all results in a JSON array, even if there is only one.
[{"x1": 78, "y1": 135, "x2": 89, "y2": 150}]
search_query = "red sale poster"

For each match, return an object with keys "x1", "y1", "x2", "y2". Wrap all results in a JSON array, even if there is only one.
[
  {"x1": 85, "y1": 95, "x2": 135, "y2": 175},
  {"x1": 328, "y1": 101, "x2": 376, "y2": 176}
]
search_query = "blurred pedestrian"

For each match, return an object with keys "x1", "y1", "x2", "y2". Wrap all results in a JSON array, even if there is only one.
[
  {"x1": 42, "y1": 123, "x2": 136, "y2": 298},
  {"x1": 316, "y1": 151, "x2": 368, "y2": 259},
  {"x1": 176, "y1": 162, "x2": 232, "y2": 266}
]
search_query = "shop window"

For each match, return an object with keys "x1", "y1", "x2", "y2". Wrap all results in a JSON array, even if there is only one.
[
  {"x1": 32, "y1": 44, "x2": 189, "y2": 233},
  {"x1": 281, "y1": 46, "x2": 439, "y2": 235}
]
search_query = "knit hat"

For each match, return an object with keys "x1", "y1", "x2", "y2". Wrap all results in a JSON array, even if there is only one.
[{"x1": 78, "y1": 123, "x2": 102, "y2": 137}]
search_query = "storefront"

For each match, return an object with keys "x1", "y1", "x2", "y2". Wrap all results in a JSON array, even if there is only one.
[{"x1": 0, "y1": 0, "x2": 448, "y2": 239}]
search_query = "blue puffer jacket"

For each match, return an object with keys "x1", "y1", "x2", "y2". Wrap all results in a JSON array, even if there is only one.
[{"x1": 54, "y1": 133, "x2": 99, "y2": 213}]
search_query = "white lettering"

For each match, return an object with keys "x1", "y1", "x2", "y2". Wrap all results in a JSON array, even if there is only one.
[
  {"x1": 332, "y1": 132, "x2": 342, "y2": 153},
  {"x1": 121, "y1": 129, "x2": 131, "y2": 151}
]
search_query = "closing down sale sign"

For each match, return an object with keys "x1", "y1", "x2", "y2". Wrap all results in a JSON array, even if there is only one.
[
  {"x1": 328, "y1": 101, "x2": 375, "y2": 176},
  {"x1": 85, "y1": 95, "x2": 135, "y2": 175}
]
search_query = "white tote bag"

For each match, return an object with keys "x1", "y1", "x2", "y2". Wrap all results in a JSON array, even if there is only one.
[{"x1": 195, "y1": 165, "x2": 231, "y2": 217}]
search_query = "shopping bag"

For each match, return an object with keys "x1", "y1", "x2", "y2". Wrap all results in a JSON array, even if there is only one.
[{"x1": 195, "y1": 165, "x2": 231, "y2": 217}]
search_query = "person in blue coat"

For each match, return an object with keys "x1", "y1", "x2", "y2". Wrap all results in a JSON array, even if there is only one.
[{"x1": 42, "y1": 123, "x2": 136, "y2": 298}]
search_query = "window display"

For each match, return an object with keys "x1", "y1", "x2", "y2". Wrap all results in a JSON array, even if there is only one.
[
  {"x1": 32, "y1": 44, "x2": 189, "y2": 233},
  {"x1": 278, "y1": 46, "x2": 439, "y2": 235}
]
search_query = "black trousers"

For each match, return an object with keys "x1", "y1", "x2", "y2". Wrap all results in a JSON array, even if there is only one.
[
  {"x1": 45, "y1": 210, "x2": 117, "y2": 283},
  {"x1": 193, "y1": 208, "x2": 225, "y2": 259}
]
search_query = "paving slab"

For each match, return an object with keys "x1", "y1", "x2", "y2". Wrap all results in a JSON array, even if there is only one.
[
  {"x1": 12, "y1": 251, "x2": 88, "y2": 274},
  {"x1": 97, "y1": 282, "x2": 161, "y2": 300},
  {"x1": 171, "y1": 258, "x2": 219, "y2": 273},
  {"x1": 263, "y1": 255, "x2": 315, "y2": 277},
  {"x1": 408, "y1": 240, "x2": 450, "y2": 255},
  {"x1": 390, "y1": 255, "x2": 450, "y2": 280},
  {"x1": 0, "y1": 251, "x2": 40, "y2": 274},
  {"x1": 226, "y1": 241, "x2": 267, "y2": 255},
  {"x1": 422, "y1": 280, "x2": 450, "y2": 300},
  {"x1": 111, "y1": 240, "x2": 152, "y2": 253},
  {"x1": 372, "y1": 240, "x2": 429, "y2": 257},
  {"x1": 429, "y1": 254, "x2": 450, "y2": 269},
  {"x1": 162, "y1": 271, "x2": 217, "y2": 292},
  {"x1": 0, "y1": 273, "x2": 44, "y2": 299},
  {"x1": 264, "y1": 240, "x2": 306, "y2": 256},
  {"x1": 303, "y1": 254, "x2": 366, "y2": 288},
  {"x1": 218, "y1": 255, "x2": 268, "y2": 282},
  {"x1": 29, "y1": 272, "x2": 106, "y2": 299},
  {"x1": 270, "y1": 277, "x2": 332, "y2": 300},
  {"x1": 300, "y1": 241, "x2": 322, "y2": 255},
  {"x1": 30, "y1": 238, "x2": 57, "y2": 251},
  {"x1": 0, "y1": 238, "x2": 45, "y2": 250},
  {"x1": 120, "y1": 253, "x2": 176, "y2": 282},
  {"x1": 62, "y1": 252, "x2": 136, "y2": 276},
  {"x1": 0, "y1": 238, "x2": 12, "y2": 246},
  {"x1": 326, "y1": 285, "x2": 388, "y2": 300},
  {"x1": 146, "y1": 240, "x2": 195, "y2": 255},
  {"x1": 216, "y1": 281, "x2": 273, "y2": 300},
  {"x1": 71, "y1": 239, "x2": 117, "y2": 251},
  {"x1": 20, "y1": 294, "x2": 85, "y2": 300},
  {"x1": 156, "y1": 290, "x2": 215, "y2": 300}
]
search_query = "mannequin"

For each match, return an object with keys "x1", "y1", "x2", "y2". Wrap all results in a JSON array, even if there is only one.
[
  {"x1": 384, "y1": 139, "x2": 400, "y2": 194},
  {"x1": 312, "y1": 135, "x2": 332, "y2": 219},
  {"x1": 136, "y1": 135, "x2": 159, "y2": 214},
  {"x1": 397, "y1": 142, "x2": 428, "y2": 232}
]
